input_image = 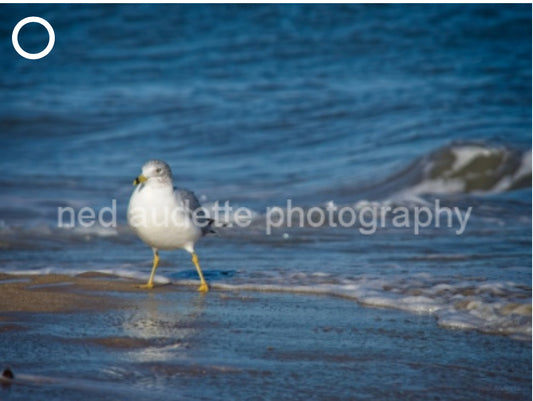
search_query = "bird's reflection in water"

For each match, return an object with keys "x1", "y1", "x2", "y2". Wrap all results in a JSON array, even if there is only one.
[{"x1": 121, "y1": 291, "x2": 207, "y2": 363}]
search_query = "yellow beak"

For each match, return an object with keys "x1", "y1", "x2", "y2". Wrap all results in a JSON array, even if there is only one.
[{"x1": 133, "y1": 174, "x2": 147, "y2": 186}]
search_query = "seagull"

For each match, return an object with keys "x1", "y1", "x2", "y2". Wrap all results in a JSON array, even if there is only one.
[{"x1": 127, "y1": 160, "x2": 214, "y2": 292}]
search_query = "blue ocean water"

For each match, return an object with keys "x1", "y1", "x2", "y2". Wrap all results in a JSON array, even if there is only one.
[
  {"x1": 0, "y1": 4, "x2": 531, "y2": 400},
  {"x1": 1, "y1": 1, "x2": 531, "y2": 333}
]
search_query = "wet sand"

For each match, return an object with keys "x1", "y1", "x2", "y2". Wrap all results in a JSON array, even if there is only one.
[
  {"x1": 0, "y1": 273, "x2": 530, "y2": 401},
  {"x1": 0, "y1": 273, "x2": 145, "y2": 313}
]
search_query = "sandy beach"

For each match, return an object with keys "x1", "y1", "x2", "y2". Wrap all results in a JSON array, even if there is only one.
[{"x1": 0, "y1": 273, "x2": 137, "y2": 313}]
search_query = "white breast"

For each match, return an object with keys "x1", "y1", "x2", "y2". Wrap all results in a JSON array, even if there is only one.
[{"x1": 127, "y1": 183, "x2": 202, "y2": 252}]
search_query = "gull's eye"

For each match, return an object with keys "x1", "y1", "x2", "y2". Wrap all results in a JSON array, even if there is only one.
[{"x1": 156, "y1": 168, "x2": 162, "y2": 174}]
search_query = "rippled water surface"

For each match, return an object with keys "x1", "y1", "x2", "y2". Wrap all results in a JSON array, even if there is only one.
[{"x1": 0, "y1": 4, "x2": 531, "y2": 400}]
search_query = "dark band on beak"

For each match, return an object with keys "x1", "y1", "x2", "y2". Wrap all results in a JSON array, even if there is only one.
[{"x1": 133, "y1": 175, "x2": 147, "y2": 186}]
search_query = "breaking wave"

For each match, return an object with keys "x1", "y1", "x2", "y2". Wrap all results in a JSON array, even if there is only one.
[
  {"x1": 387, "y1": 142, "x2": 531, "y2": 197},
  {"x1": 346, "y1": 142, "x2": 532, "y2": 204}
]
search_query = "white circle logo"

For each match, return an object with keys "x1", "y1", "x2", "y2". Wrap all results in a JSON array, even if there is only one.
[{"x1": 12, "y1": 16, "x2": 55, "y2": 60}]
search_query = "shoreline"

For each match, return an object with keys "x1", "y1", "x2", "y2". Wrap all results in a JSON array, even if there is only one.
[{"x1": 0, "y1": 273, "x2": 530, "y2": 401}]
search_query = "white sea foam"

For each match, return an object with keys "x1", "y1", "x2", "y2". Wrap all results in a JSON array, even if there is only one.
[
  {"x1": 450, "y1": 145, "x2": 496, "y2": 173},
  {"x1": 491, "y1": 149, "x2": 532, "y2": 193},
  {"x1": 400, "y1": 178, "x2": 466, "y2": 197},
  {"x1": 204, "y1": 273, "x2": 531, "y2": 340},
  {"x1": 5, "y1": 266, "x2": 170, "y2": 285}
]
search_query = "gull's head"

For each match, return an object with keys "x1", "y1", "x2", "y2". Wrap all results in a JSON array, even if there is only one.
[{"x1": 133, "y1": 160, "x2": 172, "y2": 186}]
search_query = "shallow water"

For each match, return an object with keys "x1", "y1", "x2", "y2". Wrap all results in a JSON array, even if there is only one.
[
  {"x1": 1, "y1": 288, "x2": 531, "y2": 401},
  {"x1": 0, "y1": 4, "x2": 531, "y2": 400}
]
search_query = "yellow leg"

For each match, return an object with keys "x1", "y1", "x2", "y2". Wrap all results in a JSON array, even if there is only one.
[
  {"x1": 191, "y1": 252, "x2": 209, "y2": 292},
  {"x1": 139, "y1": 250, "x2": 159, "y2": 289}
]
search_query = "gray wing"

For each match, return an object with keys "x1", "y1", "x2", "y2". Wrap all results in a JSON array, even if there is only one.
[
  {"x1": 174, "y1": 188, "x2": 215, "y2": 235},
  {"x1": 175, "y1": 188, "x2": 202, "y2": 212}
]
